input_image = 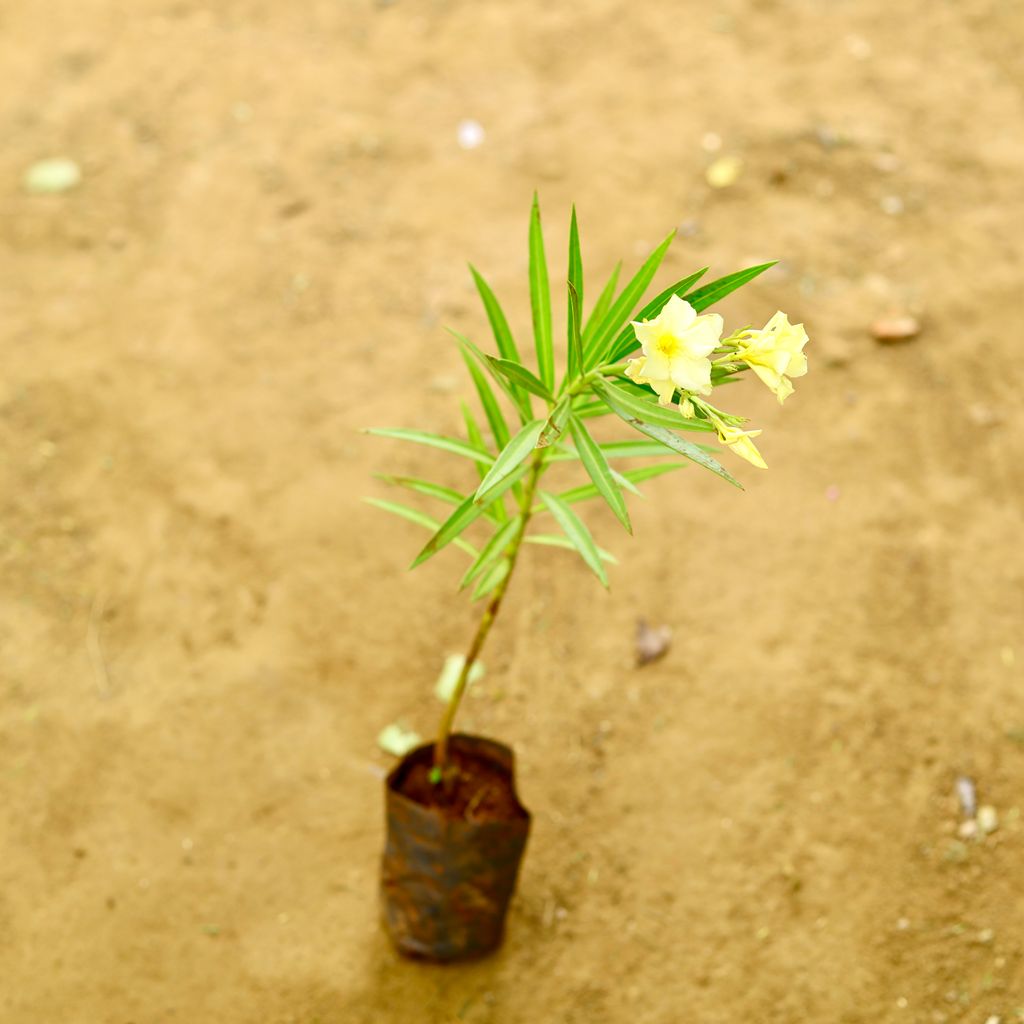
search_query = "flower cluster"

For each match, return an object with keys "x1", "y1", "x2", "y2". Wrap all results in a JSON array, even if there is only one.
[{"x1": 624, "y1": 295, "x2": 809, "y2": 468}]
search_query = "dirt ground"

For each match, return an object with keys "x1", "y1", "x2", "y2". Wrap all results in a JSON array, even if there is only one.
[{"x1": 2, "y1": 0, "x2": 1024, "y2": 1021}]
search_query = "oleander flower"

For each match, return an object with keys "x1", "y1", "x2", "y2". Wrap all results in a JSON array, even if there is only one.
[
  {"x1": 624, "y1": 295, "x2": 723, "y2": 404},
  {"x1": 734, "y1": 311, "x2": 809, "y2": 404},
  {"x1": 711, "y1": 417, "x2": 768, "y2": 470}
]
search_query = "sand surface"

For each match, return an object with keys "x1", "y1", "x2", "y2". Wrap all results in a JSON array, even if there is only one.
[{"x1": 2, "y1": 1, "x2": 1023, "y2": 1021}]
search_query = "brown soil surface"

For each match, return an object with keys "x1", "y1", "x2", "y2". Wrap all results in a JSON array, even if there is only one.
[
  {"x1": 396, "y1": 741, "x2": 527, "y2": 823},
  {"x1": 2, "y1": 1, "x2": 1024, "y2": 1022}
]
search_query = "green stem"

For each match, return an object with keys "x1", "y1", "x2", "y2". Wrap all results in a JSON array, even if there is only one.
[{"x1": 433, "y1": 453, "x2": 546, "y2": 774}]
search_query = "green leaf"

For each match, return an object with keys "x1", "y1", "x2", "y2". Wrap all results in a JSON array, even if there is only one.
[
  {"x1": 604, "y1": 267, "x2": 709, "y2": 363},
  {"x1": 538, "y1": 394, "x2": 572, "y2": 448},
  {"x1": 583, "y1": 231, "x2": 675, "y2": 370},
  {"x1": 460, "y1": 515, "x2": 521, "y2": 590},
  {"x1": 584, "y1": 380, "x2": 716, "y2": 432},
  {"x1": 364, "y1": 498, "x2": 479, "y2": 558},
  {"x1": 685, "y1": 262, "x2": 776, "y2": 312},
  {"x1": 597, "y1": 439, "x2": 704, "y2": 458},
  {"x1": 474, "y1": 419, "x2": 544, "y2": 500},
  {"x1": 411, "y1": 466, "x2": 528, "y2": 568},
  {"x1": 458, "y1": 344, "x2": 510, "y2": 450},
  {"x1": 567, "y1": 205, "x2": 583, "y2": 345},
  {"x1": 374, "y1": 474, "x2": 465, "y2": 506},
  {"x1": 583, "y1": 262, "x2": 621, "y2": 346},
  {"x1": 459, "y1": 405, "x2": 509, "y2": 517},
  {"x1": 569, "y1": 414, "x2": 631, "y2": 533},
  {"x1": 448, "y1": 328, "x2": 531, "y2": 423},
  {"x1": 487, "y1": 357, "x2": 554, "y2": 401},
  {"x1": 472, "y1": 557, "x2": 511, "y2": 601},
  {"x1": 567, "y1": 280, "x2": 584, "y2": 383},
  {"x1": 539, "y1": 490, "x2": 608, "y2": 586},
  {"x1": 524, "y1": 534, "x2": 618, "y2": 564},
  {"x1": 591, "y1": 379, "x2": 741, "y2": 489},
  {"x1": 555, "y1": 461, "x2": 686, "y2": 505},
  {"x1": 528, "y1": 195, "x2": 554, "y2": 391},
  {"x1": 365, "y1": 427, "x2": 494, "y2": 463},
  {"x1": 459, "y1": 403, "x2": 492, "y2": 482},
  {"x1": 470, "y1": 265, "x2": 521, "y2": 364}
]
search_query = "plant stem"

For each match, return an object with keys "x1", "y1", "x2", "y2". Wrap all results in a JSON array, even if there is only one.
[{"x1": 433, "y1": 453, "x2": 545, "y2": 773}]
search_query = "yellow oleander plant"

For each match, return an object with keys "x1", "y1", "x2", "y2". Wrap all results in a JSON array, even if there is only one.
[{"x1": 368, "y1": 198, "x2": 809, "y2": 782}]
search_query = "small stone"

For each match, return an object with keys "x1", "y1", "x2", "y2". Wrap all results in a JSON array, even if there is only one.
[
  {"x1": 958, "y1": 819, "x2": 978, "y2": 839},
  {"x1": 896, "y1": 997, "x2": 908, "y2": 1009},
  {"x1": 896, "y1": 917, "x2": 910, "y2": 930},
  {"x1": 976, "y1": 805, "x2": 999, "y2": 835},
  {"x1": 23, "y1": 157, "x2": 82, "y2": 194},
  {"x1": 967, "y1": 403, "x2": 1003, "y2": 428},
  {"x1": 976, "y1": 928, "x2": 995, "y2": 944},
  {"x1": 825, "y1": 484, "x2": 841, "y2": 502},
  {"x1": 706, "y1": 155, "x2": 744, "y2": 189},
  {"x1": 871, "y1": 315, "x2": 920, "y2": 343},
  {"x1": 880, "y1": 194, "x2": 905, "y2": 215},
  {"x1": 456, "y1": 119, "x2": 485, "y2": 150},
  {"x1": 999, "y1": 646, "x2": 1015, "y2": 667},
  {"x1": 955, "y1": 776, "x2": 977, "y2": 818},
  {"x1": 700, "y1": 131, "x2": 722, "y2": 152},
  {"x1": 635, "y1": 619, "x2": 671, "y2": 667}
]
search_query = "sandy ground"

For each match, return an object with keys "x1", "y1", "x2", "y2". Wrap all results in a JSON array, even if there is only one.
[{"x1": 2, "y1": 1, "x2": 1024, "y2": 1021}]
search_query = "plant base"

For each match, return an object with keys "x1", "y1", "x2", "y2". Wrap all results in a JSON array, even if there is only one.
[{"x1": 380, "y1": 733, "x2": 531, "y2": 962}]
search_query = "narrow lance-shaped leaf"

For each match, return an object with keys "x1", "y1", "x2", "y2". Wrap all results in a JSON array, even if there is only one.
[
  {"x1": 566, "y1": 280, "x2": 584, "y2": 383},
  {"x1": 555, "y1": 461, "x2": 686, "y2": 506},
  {"x1": 487, "y1": 357, "x2": 553, "y2": 401},
  {"x1": 584, "y1": 231, "x2": 675, "y2": 370},
  {"x1": 364, "y1": 498, "x2": 478, "y2": 558},
  {"x1": 473, "y1": 557, "x2": 511, "y2": 601},
  {"x1": 376, "y1": 474, "x2": 501, "y2": 524},
  {"x1": 365, "y1": 427, "x2": 493, "y2": 463},
  {"x1": 569, "y1": 414, "x2": 631, "y2": 533},
  {"x1": 411, "y1": 465, "x2": 529, "y2": 568},
  {"x1": 575, "y1": 379, "x2": 716, "y2": 432},
  {"x1": 582, "y1": 261, "x2": 621, "y2": 346},
  {"x1": 460, "y1": 515, "x2": 521, "y2": 590},
  {"x1": 538, "y1": 490, "x2": 609, "y2": 586},
  {"x1": 529, "y1": 194, "x2": 554, "y2": 391},
  {"x1": 567, "y1": 205, "x2": 583, "y2": 348},
  {"x1": 605, "y1": 267, "x2": 709, "y2": 364},
  {"x1": 460, "y1": 402, "x2": 492, "y2": 481},
  {"x1": 458, "y1": 343, "x2": 510, "y2": 450},
  {"x1": 460, "y1": 403, "x2": 509, "y2": 518},
  {"x1": 524, "y1": 533, "x2": 618, "y2": 564},
  {"x1": 538, "y1": 394, "x2": 571, "y2": 448},
  {"x1": 466, "y1": 270, "x2": 532, "y2": 421},
  {"x1": 591, "y1": 378, "x2": 742, "y2": 489},
  {"x1": 685, "y1": 262, "x2": 777, "y2": 312},
  {"x1": 474, "y1": 419, "x2": 544, "y2": 501},
  {"x1": 447, "y1": 327, "x2": 531, "y2": 423}
]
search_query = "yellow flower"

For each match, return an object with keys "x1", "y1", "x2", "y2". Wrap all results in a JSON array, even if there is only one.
[
  {"x1": 734, "y1": 311, "x2": 809, "y2": 404},
  {"x1": 711, "y1": 418, "x2": 768, "y2": 470},
  {"x1": 625, "y1": 295, "x2": 723, "y2": 404}
]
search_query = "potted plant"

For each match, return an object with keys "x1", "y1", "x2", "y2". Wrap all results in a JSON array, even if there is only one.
[{"x1": 368, "y1": 198, "x2": 810, "y2": 961}]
